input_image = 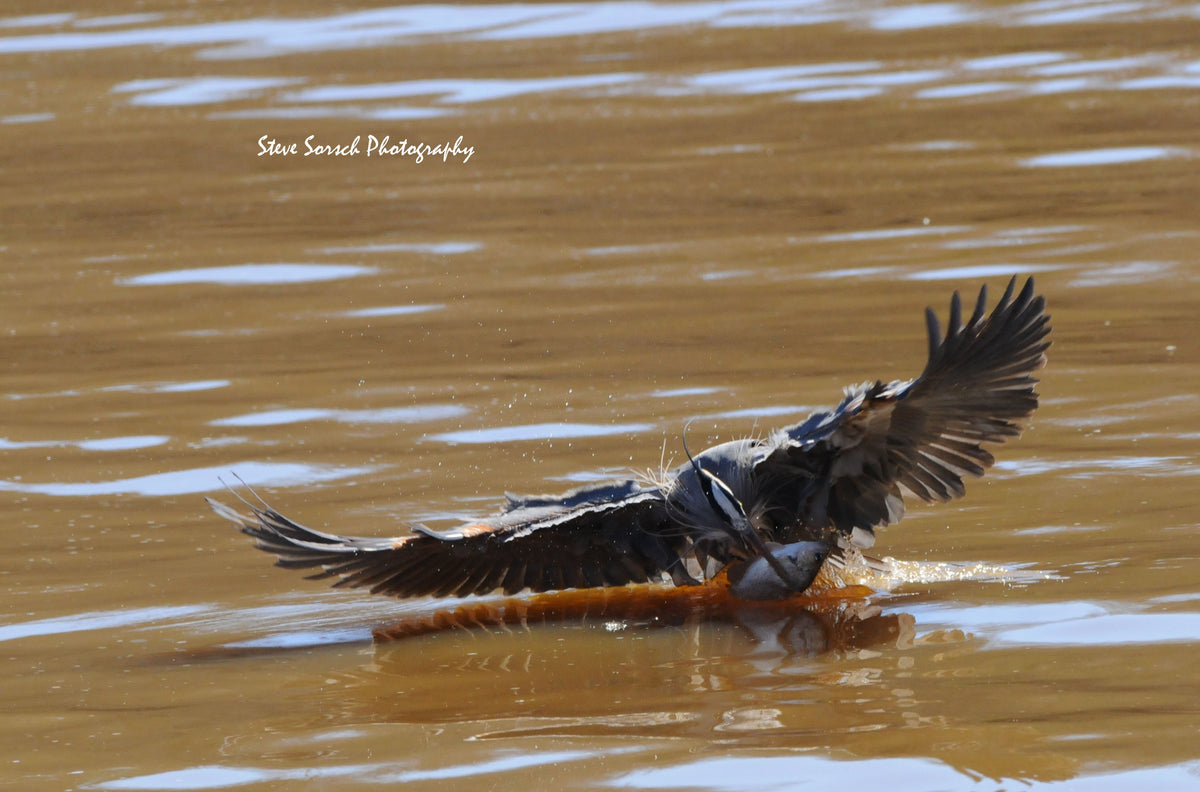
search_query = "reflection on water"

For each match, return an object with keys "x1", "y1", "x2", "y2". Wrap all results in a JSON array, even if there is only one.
[
  {"x1": 996, "y1": 611, "x2": 1200, "y2": 646},
  {"x1": 0, "y1": 461, "x2": 373, "y2": 496},
  {"x1": 9, "y1": 2, "x2": 1199, "y2": 123},
  {"x1": 905, "y1": 263, "x2": 1065, "y2": 280},
  {"x1": 810, "y1": 260, "x2": 1064, "y2": 281},
  {"x1": 6, "y1": 379, "x2": 229, "y2": 400},
  {"x1": 1, "y1": 111, "x2": 55, "y2": 123},
  {"x1": 211, "y1": 404, "x2": 468, "y2": 427},
  {"x1": 0, "y1": 605, "x2": 212, "y2": 643},
  {"x1": 940, "y1": 225, "x2": 1086, "y2": 249},
  {"x1": 104, "y1": 380, "x2": 231, "y2": 394},
  {"x1": 1021, "y1": 146, "x2": 1187, "y2": 167},
  {"x1": 370, "y1": 586, "x2": 911, "y2": 658},
  {"x1": 1069, "y1": 261, "x2": 1176, "y2": 287},
  {"x1": 120, "y1": 262, "x2": 378, "y2": 286},
  {"x1": 994, "y1": 455, "x2": 1195, "y2": 477},
  {"x1": 285, "y1": 74, "x2": 645, "y2": 106},
  {"x1": 117, "y1": 48, "x2": 1200, "y2": 117},
  {"x1": 94, "y1": 764, "x2": 392, "y2": 790},
  {"x1": 112, "y1": 76, "x2": 302, "y2": 106},
  {"x1": 4, "y1": 0, "x2": 1196, "y2": 56},
  {"x1": 613, "y1": 755, "x2": 985, "y2": 791},
  {"x1": 612, "y1": 757, "x2": 1200, "y2": 791},
  {"x1": 816, "y1": 224, "x2": 970, "y2": 242},
  {"x1": 0, "y1": 434, "x2": 168, "y2": 451},
  {"x1": 340, "y1": 303, "x2": 445, "y2": 317},
  {"x1": 321, "y1": 241, "x2": 480, "y2": 255},
  {"x1": 88, "y1": 752, "x2": 1200, "y2": 791},
  {"x1": 709, "y1": 404, "x2": 809, "y2": 419},
  {"x1": 94, "y1": 750, "x2": 628, "y2": 790},
  {"x1": 432, "y1": 422, "x2": 657, "y2": 444}
]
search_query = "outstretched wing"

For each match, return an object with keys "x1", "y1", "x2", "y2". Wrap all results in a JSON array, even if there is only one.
[
  {"x1": 754, "y1": 276, "x2": 1050, "y2": 542},
  {"x1": 209, "y1": 480, "x2": 694, "y2": 599}
]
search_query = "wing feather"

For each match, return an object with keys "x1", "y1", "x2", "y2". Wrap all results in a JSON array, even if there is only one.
[
  {"x1": 209, "y1": 480, "x2": 685, "y2": 599},
  {"x1": 755, "y1": 276, "x2": 1050, "y2": 542}
]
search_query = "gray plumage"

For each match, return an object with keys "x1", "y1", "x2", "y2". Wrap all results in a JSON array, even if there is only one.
[{"x1": 210, "y1": 276, "x2": 1050, "y2": 601}]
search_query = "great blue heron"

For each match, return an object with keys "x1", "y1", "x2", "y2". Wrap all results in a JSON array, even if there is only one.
[{"x1": 209, "y1": 277, "x2": 1050, "y2": 601}]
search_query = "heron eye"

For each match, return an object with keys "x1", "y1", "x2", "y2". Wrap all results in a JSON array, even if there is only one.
[{"x1": 701, "y1": 470, "x2": 746, "y2": 524}]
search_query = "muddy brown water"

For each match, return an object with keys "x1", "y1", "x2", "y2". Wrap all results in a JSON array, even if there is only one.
[{"x1": 3, "y1": 2, "x2": 1200, "y2": 790}]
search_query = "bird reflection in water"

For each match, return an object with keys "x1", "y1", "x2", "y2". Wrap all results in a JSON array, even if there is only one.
[{"x1": 372, "y1": 572, "x2": 913, "y2": 658}]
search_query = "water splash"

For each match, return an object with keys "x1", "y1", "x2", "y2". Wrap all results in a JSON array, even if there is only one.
[{"x1": 834, "y1": 553, "x2": 1050, "y2": 589}]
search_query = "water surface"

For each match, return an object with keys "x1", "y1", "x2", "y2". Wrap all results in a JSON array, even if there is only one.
[{"x1": 3, "y1": 1, "x2": 1199, "y2": 790}]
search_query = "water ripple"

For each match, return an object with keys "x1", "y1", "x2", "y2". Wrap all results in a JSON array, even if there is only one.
[
  {"x1": 94, "y1": 748, "x2": 622, "y2": 790},
  {"x1": 339, "y1": 304, "x2": 446, "y2": 318},
  {"x1": 0, "y1": 605, "x2": 213, "y2": 643},
  {"x1": 113, "y1": 76, "x2": 302, "y2": 105},
  {"x1": 869, "y1": 3, "x2": 970, "y2": 30},
  {"x1": 0, "y1": 13, "x2": 75, "y2": 29},
  {"x1": 433, "y1": 422, "x2": 655, "y2": 444},
  {"x1": 211, "y1": 405, "x2": 469, "y2": 427},
  {"x1": 120, "y1": 263, "x2": 378, "y2": 286},
  {"x1": 0, "y1": 434, "x2": 169, "y2": 451},
  {"x1": 650, "y1": 387, "x2": 725, "y2": 398},
  {"x1": 6, "y1": 379, "x2": 230, "y2": 401},
  {"x1": 7, "y1": 13, "x2": 1195, "y2": 116},
  {"x1": 0, "y1": 461, "x2": 373, "y2": 497},
  {"x1": 93, "y1": 764, "x2": 370, "y2": 790},
  {"x1": 905, "y1": 263, "x2": 1065, "y2": 280},
  {"x1": 817, "y1": 225, "x2": 971, "y2": 243},
  {"x1": 285, "y1": 73, "x2": 643, "y2": 106},
  {"x1": 320, "y1": 241, "x2": 480, "y2": 255},
  {"x1": 611, "y1": 755, "x2": 976, "y2": 792},
  {"x1": 997, "y1": 612, "x2": 1200, "y2": 647},
  {"x1": 994, "y1": 455, "x2": 1196, "y2": 478},
  {"x1": 0, "y1": 1, "x2": 1193, "y2": 66},
  {"x1": 906, "y1": 599, "x2": 1200, "y2": 648},
  {"x1": 610, "y1": 756, "x2": 1200, "y2": 791},
  {"x1": 1, "y1": 112, "x2": 55, "y2": 123},
  {"x1": 1021, "y1": 146, "x2": 1186, "y2": 167}
]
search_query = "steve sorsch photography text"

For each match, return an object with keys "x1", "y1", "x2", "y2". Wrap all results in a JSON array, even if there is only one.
[{"x1": 257, "y1": 134, "x2": 475, "y2": 163}]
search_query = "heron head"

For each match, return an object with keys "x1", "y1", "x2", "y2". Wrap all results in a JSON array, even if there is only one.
[
  {"x1": 679, "y1": 424, "x2": 816, "y2": 593},
  {"x1": 679, "y1": 426, "x2": 754, "y2": 543}
]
